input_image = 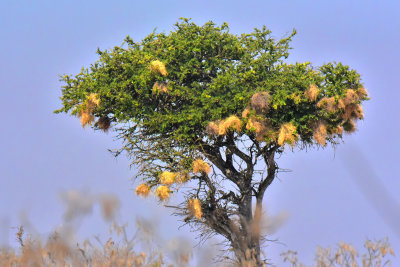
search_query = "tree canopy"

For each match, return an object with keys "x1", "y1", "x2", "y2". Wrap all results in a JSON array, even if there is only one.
[{"x1": 56, "y1": 18, "x2": 368, "y2": 265}]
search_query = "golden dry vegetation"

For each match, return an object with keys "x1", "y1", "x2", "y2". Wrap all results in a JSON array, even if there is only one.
[
  {"x1": 0, "y1": 190, "x2": 394, "y2": 267},
  {"x1": 1, "y1": 226, "x2": 394, "y2": 267}
]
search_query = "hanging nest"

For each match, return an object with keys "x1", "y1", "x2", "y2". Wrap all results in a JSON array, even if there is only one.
[
  {"x1": 246, "y1": 116, "x2": 265, "y2": 133},
  {"x1": 149, "y1": 60, "x2": 168, "y2": 76},
  {"x1": 152, "y1": 81, "x2": 169, "y2": 94},
  {"x1": 337, "y1": 99, "x2": 346, "y2": 110},
  {"x1": 206, "y1": 116, "x2": 242, "y2": 136},
  {"x1": 342, "y1": 89, "x2": 359, "y2": 105},
  {"x1": 97, "y1": 116, "x2": 111, "y2": 132},
  {"x1": 317, "y1": 97, "x2": 337, "y2": 113},
  {"x1": 159, "y1": 171, "x2": 176, "y2": 185},
  {"x1": 241, "y1": 107, "x2": 251, "y2": 118},
  {"x1": 206, "y1": 121, "x2": 220, "y2": 136},
  {"x1": 135, "y1": 184, "x2": 151, "y2": 197},
  {"x1": 246, "y1": 116, "x2": 269, "y2": 141},
  {"x1": 86, "y1": 93, "x2": 100, "y2": 110},
  {"x1": 250, "y1": 92, "x2": 270, "y2": 114},
  {"x1": 304, "y1": 84, "x2": 319, "y2": 102},
  {"x1": 331, "y1": 125, "x2": 344, "y2": 135},
  {"x1": 277, "y1": 123, "x2": 297, "y2": 146},
  {"x1": 175, "y1": 171, "x2": 190, "y2": 184},
  {"x1": 356, "y1": 87, "x2": 368, "y2": 98},
  {"x1": 187, "y1": 199, "x2": 202, "y2": 219},
  {"x1": 193, "y1": 159, "x2": 210, "y2": 174},
  {"x1": 342, "y1": 104, "x2": 364, "y2": 121},
  {"x1": 78, "y1": 109, "x2": 94, "y2": 127},
  {"x1": 77, "y1": 93, "x2": 101, "y2": 127},
  {"x1": 155, "y1": 186, "x2": 170, "y2": 200},
  {"x1": 219, "y1": 115, "x2": 242, "y2": 135},
  {"x1": 312, "y1": 121, "x2": 328, "y2": 146},
  {"x1": 342, "y1": 120, "x2": 356, "y2": 133}
]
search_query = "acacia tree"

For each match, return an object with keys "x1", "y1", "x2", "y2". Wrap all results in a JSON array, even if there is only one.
[{"x1": 56, "y1": 19, "x2": 368, "y2": 266}]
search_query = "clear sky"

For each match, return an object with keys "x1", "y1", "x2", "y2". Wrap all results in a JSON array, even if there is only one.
[{"x1": 1, "y1": 0, "x2": 399, "y2": 265}]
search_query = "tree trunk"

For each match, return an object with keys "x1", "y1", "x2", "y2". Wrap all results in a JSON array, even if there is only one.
[
  {"x1": 199, "y1": 141, "x2": 277, "y2": 266},
  {"x1": 230, "y1": 195, "x2": 263, "y2": 266}
]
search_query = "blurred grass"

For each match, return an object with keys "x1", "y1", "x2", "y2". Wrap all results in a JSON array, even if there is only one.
[
  {"x1": 0, "y1": 190, "x2": 395, "y2": 266},
  {"x1": 1, "y1": 228, "x2": 394, "y2": 266}
]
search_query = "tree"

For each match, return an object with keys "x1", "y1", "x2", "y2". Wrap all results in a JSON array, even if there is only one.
[{"x1": 56, "y1": 18, "x2": 368, "y2": 266}]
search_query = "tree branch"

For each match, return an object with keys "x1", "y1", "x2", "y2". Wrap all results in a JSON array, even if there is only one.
[
  {"x1": 197, "y1": 140, "x2": 241, "y2": 185},
  {"x1": 257, "y1": 145, "x2": 279, "y2": 201}
]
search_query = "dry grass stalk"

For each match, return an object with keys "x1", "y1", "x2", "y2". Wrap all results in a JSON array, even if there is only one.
[
  {"x1": 97, "y1": 116, "x2": 111, "y2": 132},
  {"x1": 45, "y1": 234, "x2": 72, "y2": 264},
  {"x1": 135, "y1": 184, "x2": 151, "y2": 197},
  {"x1": 343, "y1": 89, "x2": 359, "y2": 105},
  {"x1": 282, "y1": 238, "x2": 394, "y2": 267},
  {"x1": 99, "y1": 194, "x2": 120, "y2": 221},
  {"x1": 2, "y1": 220, "x2": 393, "y2": 267},
  {"x1": 193, "y1": 159, "x2": 210, "y2": 174},
  {"x1": 313, "y1": 121, "x2": 327, "y2": 146},
  {"x1": 304, "y1": 84, "x2": 319, "y2": 102},
  {"x1": 152, "y1": 81, "x2": 169, "y2": 94},
  {"x1": 250, "y1": 92, "x2": 270, "y2": 113},
  {"x1": 277, "y1": 123, "x2": 297, "y2": 146},
  {"x1": 342, "y1": 104, "x2": 364, "y2": 120},
  {"x1": 156, "y1": 185, "x2": 170, "y2": 200},
  {"x1": 149, "y1": 60, "x2": 168, "y2": 76},
  {"x1": 1, "y1": 211, "x2": 190, "y2": 266},
  {"x1": 16, "y1": 226, "x2": 24, "y2": 247},
  {"x1": 20, "y1": 239, "x2": 44, "y2": 266},
  {"x1": 159, "y1": 171, "x2": 176, "y2": 185},
  {"x1": 187, "y1": 198, "x2": 202, "y2": 219}
]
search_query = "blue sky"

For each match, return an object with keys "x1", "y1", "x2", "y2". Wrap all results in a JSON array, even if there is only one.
[{"x1": 1, "y1": 0, "x2": 399, "y2": 265}]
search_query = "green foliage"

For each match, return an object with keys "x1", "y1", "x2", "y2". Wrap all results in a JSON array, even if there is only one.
[{"x1": 56, "y1": 18, "x2": 367, "y2": 185}]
